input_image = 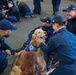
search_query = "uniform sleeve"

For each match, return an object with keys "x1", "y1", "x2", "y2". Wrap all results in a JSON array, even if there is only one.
[
  {"x1": 1, "y1": 38, "x2": 15, "y2": 55},
  {"x1": 39, "y1": 39, "x2": 56, "y2": 54},
  {"x1": 0, "y1": 52, "x2": 8, "y2": 64}
]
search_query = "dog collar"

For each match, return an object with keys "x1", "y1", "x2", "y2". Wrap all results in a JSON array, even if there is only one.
[{"x1": 24, "y1": 44, "x2": 38, "y2": 52}]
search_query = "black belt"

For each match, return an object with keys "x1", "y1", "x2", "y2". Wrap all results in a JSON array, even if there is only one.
[{"x1": 59, "y1": 61, "x2": 76, "y2": 65}]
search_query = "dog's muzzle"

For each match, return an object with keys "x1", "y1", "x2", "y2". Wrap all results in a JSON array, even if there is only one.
[{"x1": 40, "y1": 31, "x2": 47, "y2": 39}]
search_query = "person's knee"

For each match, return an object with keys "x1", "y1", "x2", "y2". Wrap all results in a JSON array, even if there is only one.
[{"x1": 0, "y1": 59, "x2": 8, "y2": 74}]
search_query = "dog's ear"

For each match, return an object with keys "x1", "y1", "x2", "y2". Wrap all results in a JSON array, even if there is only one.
[
  {"x1": 32, "y1": 34, "x2": 36, "y2": 39},
  {"x1": 30, "y1": 33, "x2": 39, "y2": 47}
]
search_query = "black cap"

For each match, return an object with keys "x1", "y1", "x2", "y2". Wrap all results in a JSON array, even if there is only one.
[
  {"x1": 52, "y1": 14, "x2": 65, "y2": 23},
  {"x1": 62, "y1": 4, "x2": 76, "y2": 12},
  {"x1": 0, "y1": 20, "x2": 17, "y2": 30},
  {"x1": 40, "y1": 16, "x2": 52, "y2": 26}
]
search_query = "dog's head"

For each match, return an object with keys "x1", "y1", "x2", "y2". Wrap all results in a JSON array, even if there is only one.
[
  {"x1": 32, "y1": 28, "x2": 46, "y2": 38},
  {"x1": 30, "y1": 28, "x2": 46, "y2": 47}
]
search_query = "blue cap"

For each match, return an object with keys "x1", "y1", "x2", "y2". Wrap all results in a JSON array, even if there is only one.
[
  {"x1": 52, "y1": 14, "x2": 65, "y2": 23},
  {"x1": 0, "y1": 20, "x2": 17, "y2": 30},
  {"x1": 40, "y1": 16, "x2": 52, "y2": 26},
  {"x1": 62, "y1": 4, "x2": 76, "y2": 12}
]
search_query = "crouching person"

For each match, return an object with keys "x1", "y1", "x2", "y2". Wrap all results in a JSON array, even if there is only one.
[
  {"x1": 3, "y1": 1, "x2": 20, "y2": 22},
  {"x1": 35, "y1": 14, "x2": 76, "y2": 75},
  {"x1": 0, "y1": 19, "x2": 20, "y2": 74},
  {"x1": 16, "y1": 1, "x2": 36, "y2": 18}
]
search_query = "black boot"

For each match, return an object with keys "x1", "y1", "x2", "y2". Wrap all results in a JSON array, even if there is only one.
[{"x1": 53, "y1": 11, "x2": 58, "y2": 15}]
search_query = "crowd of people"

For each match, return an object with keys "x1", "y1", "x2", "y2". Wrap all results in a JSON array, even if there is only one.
[{"x1": 0, "y1": 0, "x2": 76, "y2": 75}]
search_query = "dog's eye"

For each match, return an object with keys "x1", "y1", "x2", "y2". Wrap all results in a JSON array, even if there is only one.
[
  {"x1": 38, "y1": 31, "x2": 40, "y2": 33},
  {"x1": 40, "y1": 37, "x2": 43, "y2": 39}
]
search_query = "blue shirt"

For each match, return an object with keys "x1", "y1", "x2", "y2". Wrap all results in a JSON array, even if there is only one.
[
  {"x1": 40, "y1": 28, "x2": 76, "y2": 63},
  {"x1": 0, "y1": 36, "x2": 15, "y2": 65}
]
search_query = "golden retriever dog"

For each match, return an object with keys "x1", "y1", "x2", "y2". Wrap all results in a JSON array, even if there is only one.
[
  {"x1": 30, "y1": 28, "x2": 46, "y2": 56},
  {"x1": 10, "y1": 28, "x2": 46, "y2": 75},
  {"x1": 10, "y1": 51, "x2": 46, "y2": 75}
]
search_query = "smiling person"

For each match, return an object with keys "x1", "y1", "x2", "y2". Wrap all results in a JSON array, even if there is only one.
[
  {"x1": 63, "y1": 4, "x2": 76, "y2": 36},
  {"x1": 35, "y1": 14, "x2": 76, "y2": 75}
]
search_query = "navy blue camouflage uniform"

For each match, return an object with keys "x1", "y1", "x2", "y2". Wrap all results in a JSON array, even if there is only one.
[
  {"x1": 0, "y1": 37, "x2": 15, "y2": 74},
  {"x1": 6, "y1": 5, "x2": 20, "y2": 22},
  {"x1": 39, "y1": 28, "x2": 76, "y2": 75}
]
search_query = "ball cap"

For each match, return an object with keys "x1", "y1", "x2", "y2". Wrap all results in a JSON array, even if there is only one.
[
  {"x1": 62, "y1": 4, "x2": 76, "y2": 12},
  {"x1": 40, "y1": 16, "x2": 52, "y2": 26},
  {"x1": 52, "y1": 14, "x2": 65, "y2": 23},
  {"x1": 0, "y1": 20, "x2": 17, "y2": 30}
]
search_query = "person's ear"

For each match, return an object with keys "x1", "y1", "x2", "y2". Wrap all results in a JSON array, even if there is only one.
[{"x1": 4, "y1": 30, "x2": 8, "y2": 35}]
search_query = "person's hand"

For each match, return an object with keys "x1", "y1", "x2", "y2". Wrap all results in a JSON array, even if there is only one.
[
  {"x1": 5, "y1": 15, "x2": 8, "y2": 18},
  {"x1": 2, "y1": 10, "x2": 6, "y2": 14},
  {"x1": 6, "y1": 50, "x2": 11, "y2": 56},
  {"x1": 14, "y1": 50, "x2": 23, "y2": 56},
  {"x1": 35, "y1": 37, "x2": 43, "y2": 45}
]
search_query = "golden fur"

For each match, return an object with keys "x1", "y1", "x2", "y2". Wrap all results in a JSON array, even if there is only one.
[
  {"x1": 10, "y1": 29, "x2": 46, "y2": 75},
  {"x1": 10, "y1": 50, "x2": 26, "y2": 75},
  {"x1": 20, "y1": 52, "x2": 46, "y2": 75},
  {"x1": 10, "y1": 51, "x2": 46, "y2": 75}
]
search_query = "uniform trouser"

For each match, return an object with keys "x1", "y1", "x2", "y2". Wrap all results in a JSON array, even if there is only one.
[
  {"x1": 33, "y1": 1, "x2": 41, "y2": 14},
  {"x1": 0, "y1": 59, "x2": 8, "y2": 74},
  {"x1": 20, "y1": 12, "x2": 32, "y2": 17},
  {"x1": 52, "y1": 4, "x2": 60, "y2": 13},
  {"x1": 52, "y1": 0, "x2": 61, "y2": 13},
  {"x1": 49, "y1": 63, "x2": 76, "y2": 75},
  {"x1": 6, "y1": 16, "x2": 19, "y2": 22}
]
